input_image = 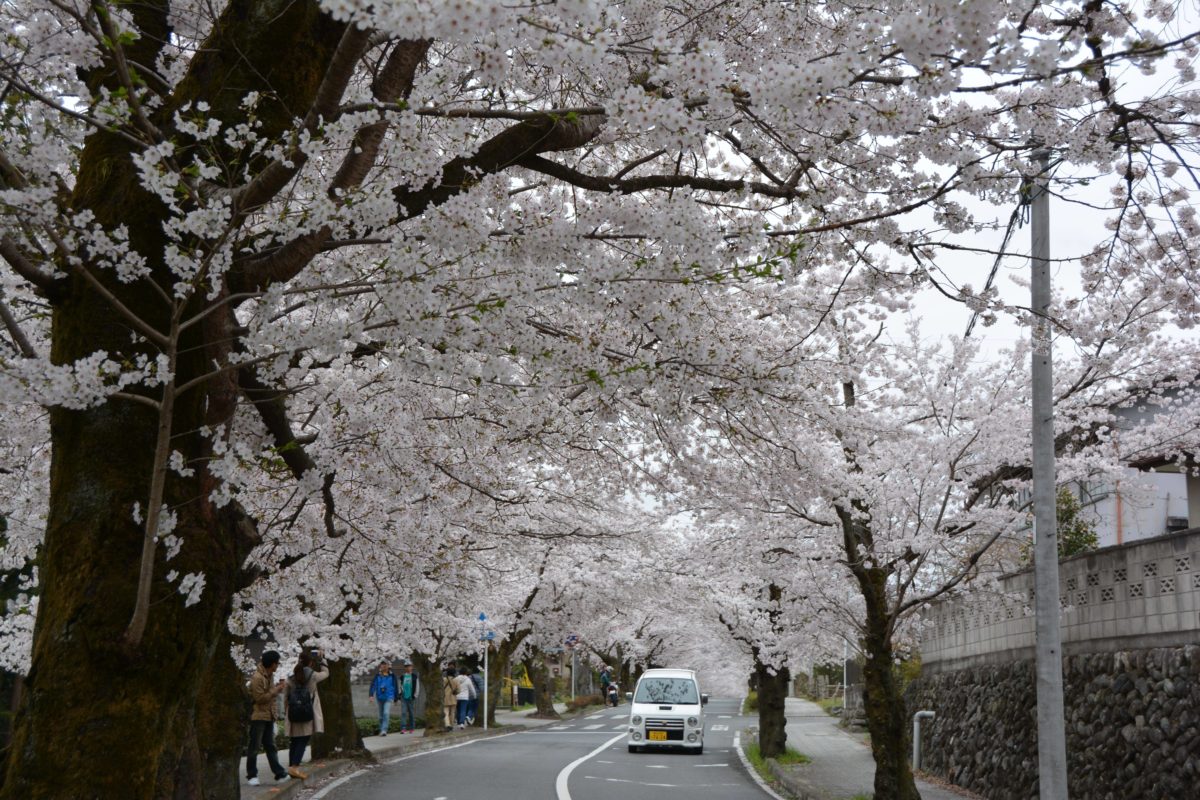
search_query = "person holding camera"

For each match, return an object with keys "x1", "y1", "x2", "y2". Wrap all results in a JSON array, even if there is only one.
[
  {"x1": 368, "y1": 659, "x2": 399, "y2": 736},
  {"x1": 284, "y1": 649, "x2": 329, "y2": 780},
  {"x1": 245, "y1": 650, "x2": 289, "y2": 786}
]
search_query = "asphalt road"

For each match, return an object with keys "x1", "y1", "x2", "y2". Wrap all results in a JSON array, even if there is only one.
[{"x1": 315, "y1": 697, "x2": 771, "y2": 800}]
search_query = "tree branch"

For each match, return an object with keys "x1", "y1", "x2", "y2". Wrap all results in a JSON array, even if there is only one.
[{"x1": 238, "y1": 365, "x2": 342, "y2": 539}]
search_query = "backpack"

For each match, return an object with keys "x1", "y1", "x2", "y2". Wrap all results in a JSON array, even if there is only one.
[{"x1": 288, "y1": 682, "x2": 315, "y2": 723}]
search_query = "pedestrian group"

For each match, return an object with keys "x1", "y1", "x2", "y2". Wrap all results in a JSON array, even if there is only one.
[
  {"x1": 246, "y1": 652, "x2": 488, "y2": 788},
  {"x1": 245, "y1": 648, "x2": 329, "y2": 786}
]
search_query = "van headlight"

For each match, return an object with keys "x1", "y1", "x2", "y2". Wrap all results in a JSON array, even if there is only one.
[
  {"x1": 687, "y1": 717, "x2": 699, "y2": 727},
  {"x1": 631, "y1": 715, "x2": 642, "y2": 725}
]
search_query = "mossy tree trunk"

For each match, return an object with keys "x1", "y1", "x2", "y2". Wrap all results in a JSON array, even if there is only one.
[
  {"x1": 0, "y1": 3, "x2": 346, "y2": 798},
  {"x1": 860, "y1": 578, "x2": 919, "y2": 800},
  {"x1": 755, "y1": 660, "x2": 790, "y2": 759},
  {"x1": 312, "y1": 659, "x2": 364, "y2": 759},
  {"x1": 839, "y1": 507, "x2": 920, "y2": 800},
  {"x1": 411, "y1": 653, "x2": 447, "y2": 736},
  {"x1": 486, "y1": 632, "x2": 528, "y2": 727},
  {"x1": 522, "y1": 652, "x2": 559, "y2": 719}
]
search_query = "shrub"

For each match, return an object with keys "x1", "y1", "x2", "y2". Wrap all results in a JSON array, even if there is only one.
[{"x1": 567, "y1": 693, "x2": 604, "y2": 711}]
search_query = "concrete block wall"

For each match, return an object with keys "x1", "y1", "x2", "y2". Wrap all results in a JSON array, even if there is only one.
[{"x1": 920, "y1": 529, "x2": 1200, "y2": 672}]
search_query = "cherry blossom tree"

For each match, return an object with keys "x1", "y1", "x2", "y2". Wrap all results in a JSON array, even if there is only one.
[
  {"x1": 644, "y1": 313, "x2": 1200, "y2": 798},
  {"x1": 0, "y1": 1, "x2": 1197, "y2": 798}
]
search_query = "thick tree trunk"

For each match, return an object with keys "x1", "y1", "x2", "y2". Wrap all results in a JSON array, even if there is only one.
[
  {"x1": 194, "y1": 638, "x2": 249, "y2": 800},
  {"x1": 486, "y1": 632, "x2": 528, "y2": 726},
  {"x1": 522, "y1": 654, "x2": 559, "y2": 719},
  {"x1": 312, "y1": 659, "x2": 364, "y2": 759},
  {"x1": 411, "y1": 653, "x2": 446, "y2": 737},
  {"x1": 861, "y1": 573, "x2": 920, "y2": 800},
  {"x1": 0, "y1": 4, "x2": 346, "y2": 798},
  {"x1": 0, "y1": 674, "x2": 21, "y2": 755},
  {"x1": 157, "y1": 632, "x2": 247, "y2": 800},
  {"x1": 755, "y1": 661, "x2": 790, "y2": 759}
]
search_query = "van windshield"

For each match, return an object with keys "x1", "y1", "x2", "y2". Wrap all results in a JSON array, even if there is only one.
[{"x1": 634, "y1": 677, "x2": 699, "y2": 705}]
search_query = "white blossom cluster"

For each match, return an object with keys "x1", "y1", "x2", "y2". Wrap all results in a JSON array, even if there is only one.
[{"x1": 0, "y1": 0, "x2": 1196, "y2": 697}]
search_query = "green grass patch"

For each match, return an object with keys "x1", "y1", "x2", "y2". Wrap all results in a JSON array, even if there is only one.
[
  {"x1": 742, "y1": 739, "x2": 811, "y2": 784},
  {"x1": 743, "y1": 691, "x2": 758, "y2": 713},
  {"x1": 815, "y1": 696, "x2": 843, "y2": 715}
]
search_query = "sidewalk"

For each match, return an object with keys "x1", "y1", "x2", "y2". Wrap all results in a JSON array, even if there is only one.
[
  {"x1": 766, "y1": 697, "x2": 978, "y2": 800},
  {"x1": 241, "y1": 703, "x2": 569, "y2": 799}
]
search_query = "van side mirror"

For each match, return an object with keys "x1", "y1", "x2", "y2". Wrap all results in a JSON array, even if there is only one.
[
  {"x1": 625, "y1": 691, "x2": 633, "y2": 700},
  {"x1": 701, "y1": 694, "x2": 709, "y2": 705}
]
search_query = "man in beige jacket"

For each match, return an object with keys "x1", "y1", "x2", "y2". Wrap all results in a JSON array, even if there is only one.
[{"x1": 246, "y1": 650, "x2": 289, "y2": 786}]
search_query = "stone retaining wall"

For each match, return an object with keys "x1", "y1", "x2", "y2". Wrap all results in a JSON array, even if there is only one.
[
  {"x1": 906, "y1": 646, "x2": 1200, "y2": 799},
  {"x1": 919, "y1": 529, "x2": 1200, "y2": 672}
]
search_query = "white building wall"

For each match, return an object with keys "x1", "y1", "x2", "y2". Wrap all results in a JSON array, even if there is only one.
[{"x1": 1082, "y1": 470, "x2": 1189, "y2": 547}]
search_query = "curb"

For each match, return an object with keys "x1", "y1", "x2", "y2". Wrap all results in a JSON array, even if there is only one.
[
  {"x1": 732, "y1": 731, "x2": 791, "y2": 800},
  {"x1": 240, "y1": 728, "x2": 512, "y2": 800},
  {"x1": 765, "y1": 759, "x2": 828, "y2": 800}
]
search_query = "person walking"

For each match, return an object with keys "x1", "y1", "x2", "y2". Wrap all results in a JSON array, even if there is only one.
[
  {"x1": 246, "y1": 650, "x2": 289, "y2": 786},
  {"x1": 368, "y1": 659, "x2": 399, "y2": 736},
  {"x1": 454, "y1": 666, "x2": 474, "y2": 729},
  {"x1": 397, "y1": 661, "x2": 421, "y2": 733},
  {"x1": 442, "y1": 667, "x2": 458, "y2": 732},
  {"x1": 284, "y1": 650, "x2": 329, "y2": 780},
  {"x1": 467, "y1": 666, "x2": 484, "y2": 725}
]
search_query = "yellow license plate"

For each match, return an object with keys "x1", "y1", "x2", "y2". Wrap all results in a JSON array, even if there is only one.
[{"x1": 648, "y1": 730, "x2": 668, "y2": 741}]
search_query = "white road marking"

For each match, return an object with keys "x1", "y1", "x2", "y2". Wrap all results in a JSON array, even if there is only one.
[
  {"x1": 548, "y1": 725, "x2": 571, "y2": 730},
  {"x1": 584, "y1": 775, "x2": 681, "y2": 787},
  {"x1": 718, "y1": 715, "x2": 732, "y2": 719},
  {"x1": 645, "y1": 764, "x2": 669, "y2": 769},
  {"x1": 694, "y1": 763, "x2": 730, "y2": 767},
  {"x1": 733, "y1": 731, "x2": 789, "y2": 800},
  {"x1": 711, "y1": 724, "x2": 730, "y2": 731},
  {"x1": 583, "y1": 723, "x2": 605, "y2": 730},
  {"x1": 307, "y1": 732, "x2": 519, "y2": 799},
  {"x1": 611, "y1": 724, "x2": 627, "y2": 730},
  {"x1": 555, "y1": 732, "x2": 627, "y2": 800}
]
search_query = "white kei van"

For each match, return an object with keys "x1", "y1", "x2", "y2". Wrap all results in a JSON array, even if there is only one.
[{"x1": 625, "y1": 668, "x2": 708, "y2": 754}]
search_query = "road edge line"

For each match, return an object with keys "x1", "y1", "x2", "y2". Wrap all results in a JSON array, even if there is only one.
[
  {"x1": 554, "y1": 732, "x2": 626, "y2": 800},
  {"x1": 308, "y1": 731, "x2": 520, "y2": 799},
  {"x1": 733, "y1": 731, "x2": 790, "y2": 800}
]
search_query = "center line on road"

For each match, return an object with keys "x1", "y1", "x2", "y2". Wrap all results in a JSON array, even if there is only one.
[
  {"x1": 583, "y1": 723, "x2": 604, "y2": 730},
  {"x1": 555, "y1": 732, "x2": 626, "y2": 800}
]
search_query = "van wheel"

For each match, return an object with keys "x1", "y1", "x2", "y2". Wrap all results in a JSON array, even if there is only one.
[{"x1": 628, "y1": 745, "x2": 641, "y2": 754}]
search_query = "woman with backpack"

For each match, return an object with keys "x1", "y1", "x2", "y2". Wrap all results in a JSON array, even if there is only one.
[{"x1": 284, "y1": 650, "x2": 329, "y2": 780}]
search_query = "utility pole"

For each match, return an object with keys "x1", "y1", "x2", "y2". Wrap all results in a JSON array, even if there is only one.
[{"x1": 1029, "y1": 147, "x2": 1069, "y2": 799}]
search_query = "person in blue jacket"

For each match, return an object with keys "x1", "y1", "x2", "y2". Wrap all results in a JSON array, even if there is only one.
[{"x1": 368, "y1": 659, "x2": 399, "y2": 735}]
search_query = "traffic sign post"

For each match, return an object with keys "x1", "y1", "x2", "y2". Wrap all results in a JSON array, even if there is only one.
[
  {"x1": 564, "y1": 633, "x2": 579, "y2": 701},
  {"x1": 478, "y1": 614, "x2": 493, "y2": 729}
]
